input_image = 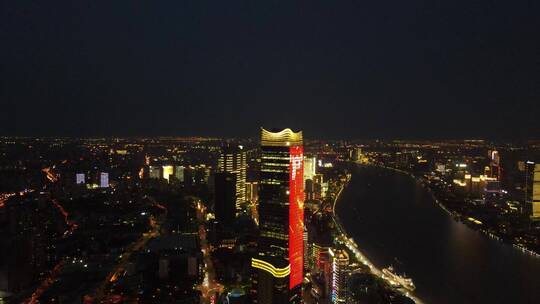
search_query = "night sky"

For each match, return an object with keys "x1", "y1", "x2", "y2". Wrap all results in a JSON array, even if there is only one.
[{"x1": 2, "y1": 1, "x2": 539, "y2": 139}]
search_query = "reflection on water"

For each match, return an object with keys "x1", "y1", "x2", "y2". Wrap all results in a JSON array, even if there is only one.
[{"x1": 336, "y1": 165, "x2": 540, "y2": 304}]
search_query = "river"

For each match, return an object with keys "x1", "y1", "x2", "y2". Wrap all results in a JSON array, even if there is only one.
[{"x1": 335, "y1": 165, "x2": 540, "y2": 304}]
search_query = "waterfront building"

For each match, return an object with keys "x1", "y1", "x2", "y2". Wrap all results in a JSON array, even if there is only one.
[
  {"x1": 452, "y1": 174, "x2": 497, "y2": 198},
  {"x1": 312, "y1": 243, "x2": 332, "y2": 273},
  {"x1": 310, "y1": 211, "x2": 334, "y2": 273},
  {"x1": 252, "y1": 128, "x2": 304, "y2": 304},
  {"x1": 526, "y1": 162, "x2": 540, "y2": 220},
  {"x1": 218, "y1": 145, "x2": 247, "y2": 213},
  {"x1": 320, "y1": 251, "x2": 333, "y2": 299},
  {"x1": 329, "y1": 248, "x2": 350, "y2": 304}
]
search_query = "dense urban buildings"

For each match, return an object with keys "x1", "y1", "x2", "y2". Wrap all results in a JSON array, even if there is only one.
[
  {"x1": 4, "y1": 0, "x2": 540, "y2": 303},
  {"x1": 1, "y1": 135, "x2": 540, "y2": 304}
]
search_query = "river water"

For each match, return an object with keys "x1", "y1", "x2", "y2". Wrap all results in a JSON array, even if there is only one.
[{"x1": 335, "y1": 165, "x2": 540, "y2": 304}]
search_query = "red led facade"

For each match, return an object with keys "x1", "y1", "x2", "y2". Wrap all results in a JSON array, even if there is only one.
[{"x1": 289, "y1": 145, "x2": 304, "y2": 289}]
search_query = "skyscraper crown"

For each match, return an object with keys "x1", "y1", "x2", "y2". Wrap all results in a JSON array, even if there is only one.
[{"x1": 261, "y1": 128, "x2": 303, "y2": 147}]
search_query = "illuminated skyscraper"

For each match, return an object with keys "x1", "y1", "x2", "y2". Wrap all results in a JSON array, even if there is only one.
[
  {"x1": 162, "y1": 165, "x2": 174, "y2": 182},
  {"x1": 218, "y1": 145, "x2": 247, "y2": 212},
  {"x1": 100, "y1": 172, "x2": 109, "y2": 188},
  {"x1": 76, "y1": 173, "x2": 85, "y2": 185},
  {"x1": 149, "y1": 166, "x2": 161, "y2": 179},
  {"x1": 252, "y1": 128, "x2": 304, "y2": 304},
  {"x1": 304, "y1": 155, "x2": 317, "y2": 182},
  {"x1": 329, "y1": 249, "x2": 350, "y2": 303},
  {"x1": 351, "y1": 147, "x2": 363, "y2": 162},
  {"x1": 174, "y1": 165, "x2": 185, "y2": 182},
  {"x1": 489, "y1": 150, "x2": 501, "y2": 180}
]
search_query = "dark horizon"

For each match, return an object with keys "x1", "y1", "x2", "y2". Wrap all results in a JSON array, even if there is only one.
[
  {"x1": 2, "y1": 133, "x2": 539, "y2": 143},
  {"x1": 2, "y1": 1, "x2": 540, "y2": 139}
]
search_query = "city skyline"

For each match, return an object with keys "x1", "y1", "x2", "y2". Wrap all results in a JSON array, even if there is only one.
[
  {"x1": 1, "y1": 130, "x2": 540, "y2": 303},
  {"x1": 2, "y1": 1, "x2": 540, "y2": 303}
]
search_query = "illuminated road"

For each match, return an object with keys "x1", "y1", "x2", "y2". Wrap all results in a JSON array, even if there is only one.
[
  {"x1": 248, "y1": 201, "x2": 259, "y2": 226},
  {"x1": 42, "y1": 167, "x2": 59, "y2": 183},
  {"x1": 23, "y1": 261, "x2": 65, "y2": 304},
  {"x1": 0, "y1": 189, "x2": 34, "y2": 209},
  {"x1": 195, "y1": 201, "x2": 223, "y2": 304},
  {"x1": 11, "y1": 165, "x2": 75, "y2": 303},
  {"x1": 93, "y1": 197, "x2": 166, "y2": 302},
  {"x1": 51, "y1": 198, "x2": 78, "y2": 237},
  {"x1": 0, "y1": 193, "x2": 16, "y2": 208},
  {"x1": 23, "y1": 195, "x2": 77, "y2": 304}
]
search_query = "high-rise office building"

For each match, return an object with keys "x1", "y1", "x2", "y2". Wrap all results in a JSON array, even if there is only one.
[
  {"x1": 214, "y1": 172, "x2": 236, "y2": 227},
  {"x1": 174, "y1": 166, "x2": 185, "y2": 182},
  {"x1": 305, "y1": 179, "x2": 315, "y2": 201},
  {"x1": 313, "y1": 174, "x2": 325, "y2": 199},
  {"x1": 100, "y1": 172, "x2": 109, "y2": 188},
  {"x1": 303, "y1": 228, "x2": 309, "y2": 271},
  {"x1": 162, "y1": 165, "x2": 174, "y2": 182},
  {"x1": 329, "y1": 249, "x2": 350, "y2": 303},
  {"x1": 526, "y1": 162, "x2": 540, "y2": 220},
  {"x1": 310, "y1": 211, "x2": 334, "y2": 273},
  {"x1": 304, "y1": 156, "x2": 317, "y2": 182},
  {"x1": 76, "y1": 173, "x2": 85, "y2": 185},
  {"x1": 489, "y1": 150, "x2": 501, "y2": 180},
  {"x1": 218, "y1": 145, "x2": 247, "y2": 212},
  {"x1": 149, "y1": 166, "x2": 161, "y2": 179},
  {"x1": 252, "y1": 128, "x2": 304, "y2": 304},
  {"x1": 351, "y1": 147, "x2": 363, "y2": 162}
]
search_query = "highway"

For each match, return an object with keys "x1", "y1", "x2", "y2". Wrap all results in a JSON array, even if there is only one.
[
  {"x1": 23, "y1": 261, "x2": 65, "y2": 304},
  {"x1": 195, "y1": 200, "x2": 223, "y2": 304}
]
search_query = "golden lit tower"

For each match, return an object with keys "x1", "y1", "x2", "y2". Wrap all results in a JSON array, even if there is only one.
[{"x1": 218, "y1": 145, "x2": 247, "y2": 213}]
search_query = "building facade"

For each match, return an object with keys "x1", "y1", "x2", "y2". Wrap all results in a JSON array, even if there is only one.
[
  {"x1": 214, "y1": 172, "x2": 237, "y2": 227},
  {"x1": 218, "y1": 145, "x2": 247, "y2": 213},
  {"x1": 330, "y1": 249, "x2": 350, "y2": 303},
  {"x1": 252, "y1": 128, "x2": 304, "y2": 304}
]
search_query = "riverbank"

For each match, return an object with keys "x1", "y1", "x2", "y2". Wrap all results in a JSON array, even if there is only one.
[
  {"x1": 334, "y1": 163, "x2": 540, "y2": 303},
  {"x1": 330, "y1": 171, "x2": 424, "y2": 304},
  {"x1": 374, "y1": 164, "x2": 540, "y2": 259}
]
